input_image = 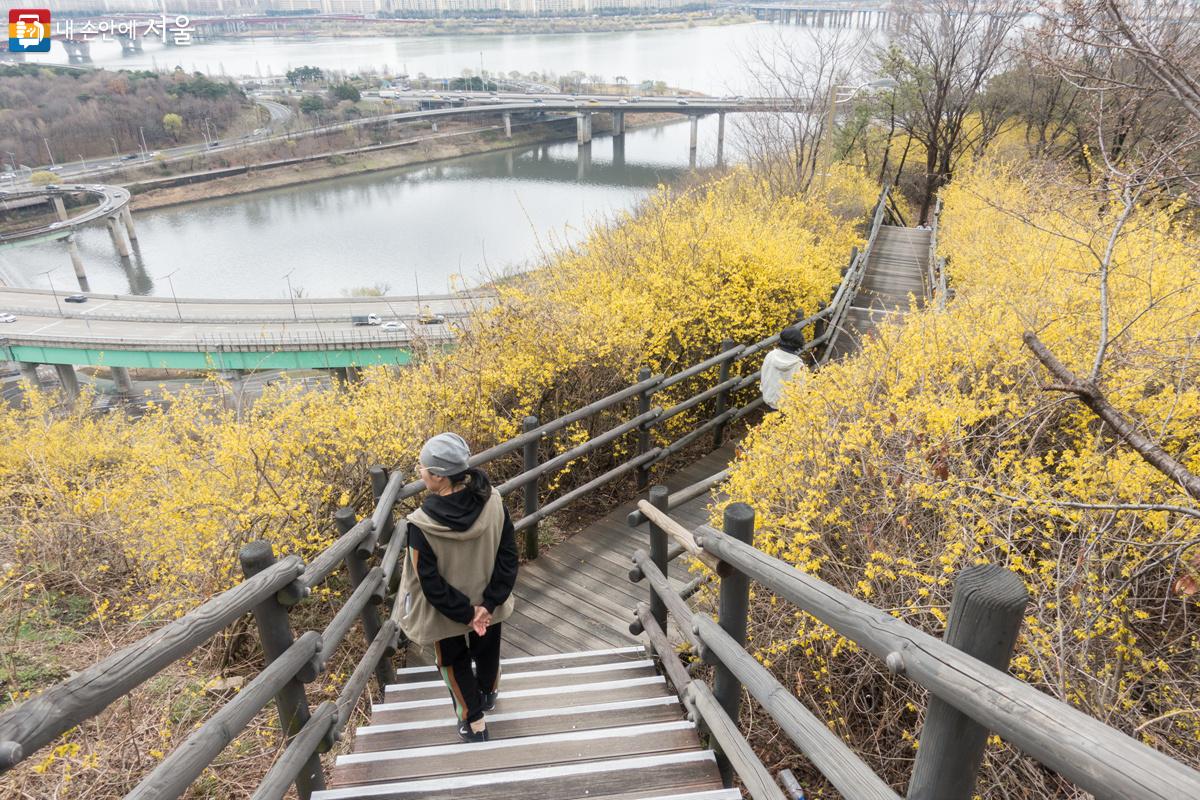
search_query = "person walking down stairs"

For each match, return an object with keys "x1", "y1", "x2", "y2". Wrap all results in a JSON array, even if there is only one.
[
  {"x1": 759, "y1": 324, "x2": 810, "y2": 413},
  {"x1": 398, "y1": 433, "x2": 519, "y2": 744}
]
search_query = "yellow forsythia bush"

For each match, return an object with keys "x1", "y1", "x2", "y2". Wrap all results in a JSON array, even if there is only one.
[
  {"x1": 723, "y1": 160, "x2": 1200, "y2": 794},
  {"x1": 0, "y1": 165, "x2": 873, "y2": 622}
]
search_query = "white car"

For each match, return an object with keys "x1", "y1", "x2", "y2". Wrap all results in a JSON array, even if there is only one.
[
  {"x1": 380, "y1": 320, "x2": 407, "y2": 331},
  {"x1": 0, "y1": 313, "x2": 17, "y2": 323}
]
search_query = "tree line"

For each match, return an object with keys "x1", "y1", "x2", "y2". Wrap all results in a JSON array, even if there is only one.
[{"x1": 0, "y1": 65, "x2": 248, "y2": 168}]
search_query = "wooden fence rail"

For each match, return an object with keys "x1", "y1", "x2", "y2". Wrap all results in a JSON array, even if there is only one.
[{"x1": 627, "y1": 495, "x2": 1200, "y2": 800}]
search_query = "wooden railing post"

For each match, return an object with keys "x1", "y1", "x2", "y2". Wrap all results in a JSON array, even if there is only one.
[
  {"x1": 636, "y1": 367, "x2": 653, "y2": 490},
  {"x1": 522, "y1": 415, "x2": 540, "y2": 560},
  {"x1": 907, "y1": 564, "x2": 1029, "y2": 800},
  {"x1": 334, "y1": 508, "x2": 397, "y2": 692},
  {"x1": 711, "y1": 339, "x2": 736, "y2": 450},
  {"x1": 648, "y1": 485, "x2": 670, "y2": 632},
  {"x1": 711, "y1": 502, "x2": 754, "y2": 787},
  {"x1": 239, "y1": 542, "x2": 325, "y2": 799},
  {"x1": 813, "y1": 301, "x2": 827, "y2": 343},
  {"x1": 368, "y1": 465, "x2": 394, "y2": 545}
]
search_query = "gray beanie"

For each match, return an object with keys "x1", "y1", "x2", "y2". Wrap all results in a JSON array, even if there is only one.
[{"x1": 419, "y1": 432, "x2": 471, "y2": 476}]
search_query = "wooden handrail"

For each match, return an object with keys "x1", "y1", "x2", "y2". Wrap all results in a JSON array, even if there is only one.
[
  {"x1": 685, "y1": 680, "x2": 788, "y2": 800},
  {"x1": 634, "y1": 500, "x2": 725, "y2": 576},
  {"x1": 694, "y1": 615, "x2": 901, "y2": 800},
  {"x1": 0, "y1": 556, "x2": 304, "y2": 765},
  {"x1": 694, "y1": 523, "x2": 1200, "y2": 800},
  {"x1": 125, "y1": 631, "x2": 323, "y2": 800}
]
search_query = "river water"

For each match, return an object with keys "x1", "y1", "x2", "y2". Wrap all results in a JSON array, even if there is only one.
[{"x1": 6, "y1": 23, "x2": 852, "y2": 299}]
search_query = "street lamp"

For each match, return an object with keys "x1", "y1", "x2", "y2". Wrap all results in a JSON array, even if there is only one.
[
  {"x1": 39, "y1": 269, "x2": 64, "y2": 317},
  {"x1": 282, "y1": 269, "x2": 299, "y2": 322},
  {"x1": 110, "y1": 138, "x2": 120, "y2": 159},
  {"x1": 159, "y1": 269, "x2": 183, "y2": 321},
  {"x1": 139, "y1": 126, "x2": 149, "y2": 162}
]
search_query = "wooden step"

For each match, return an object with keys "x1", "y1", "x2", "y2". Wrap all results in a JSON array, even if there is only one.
[
  {"x1": 372, "y1": 675, "x2": 670, "y2": 724},
  {"x1": 383, "y1": 659, "x2": 658, "y2": 702},
  {"x1": 312, "y1": 750, "x2": 724, "y2": 800},
  {"x1": 331, "y1": 720, "x2": 701, "y2": 785},
  {"x1": 352, "y1": 695, "x2": 684, "y2": 752},
  {"x1": 389, "y1": 646, "x2": 646, "y2": 686}
]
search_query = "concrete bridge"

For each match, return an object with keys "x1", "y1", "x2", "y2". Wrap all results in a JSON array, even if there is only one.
[
  {"x1": 746, "y1": 1, "x2": 899, "y2": 28},
  {"x1": 0, "y1": 286, "x2": 487, "y2": 400}
]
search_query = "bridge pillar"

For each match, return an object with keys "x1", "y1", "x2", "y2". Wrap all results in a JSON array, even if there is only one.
[
  {"x1": 109, "y1": 366, "x2": 134, "y2": 394},
  {"x1": 54, "y1": 364, "x2": 80, "y2": 401},
  {"x1": 17, "y1": 362, "x2": 41, "y2": 389},
  {"x1": 331, "y1": 366, "x2": 362, "y2": 385},
  {"x1": 689, "y1": 115, "x2": 699, "y2": 153},
  {"x1": 219, "y1": 370, "x2": 246, "y2": 414},
  {"x1": 577, "y1": 142, "x2": 592, "y2": 180},
  {"x1": 503, "y1": 112, "x2": 512, "y2": 138},
  {"x1": 716, "y1": 112, "x2": 725, "y2": 162},
  {"x1": 612, "y1": 111, "x2": 625, "y2": 137},
  {"x1": 106, "y1": 216, "x2": 132, "y2": 258},
  {"x1": 612, "y1": 134, "x2": 625, "y2": 168},
  {"x1": 63, "y1": 39, "x2": 91, "y2": 62},
  {"x1": 576, "y1": 112, "x2": 592, "y2": 145},
  {"x1": 66, "y1": 235, "x2": 89, "y2": 291},
  {"x1": 121, "y1": 206, "x2": 138, "y2": 241}
]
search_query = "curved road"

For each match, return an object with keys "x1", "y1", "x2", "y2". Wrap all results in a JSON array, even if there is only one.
[{"x1": 0, "y1": 184, "x2": 131, "y2": 247}]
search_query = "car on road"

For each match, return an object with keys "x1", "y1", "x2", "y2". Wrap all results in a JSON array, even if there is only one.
[
  {"x1": 0, "y1": 313, "x2": 16, "y2": 323},
  {"x1": 352, "y1": 313, "x2": 382, "y2": 326},
  {"x1": 677, "y1": 99, "x2": 690, "y2": 106},
  {"x1": 64, "y1": 294, "x2": 88, "y2": 303},
  {"x1": 618, "y1": 98, "x2": 629, "y2": 105},
  {"x1": 418, "y1": 311, "x2": 446, "y2": 325},
  {"x1": 533, "y1": 98, "x2": 544, "y2": 104},
  {"x1": 630, "y1": 96, "x2": 642, "y2": 102},
  {"x1": 380, "y1": 320, "x2": 407, "y2": 331},
  {"x1": 121, "y1": 154, "x2": 138, "y2": 161},
  {"x1": 587, "y1": 99, "x2": 600, "y2": 105}
]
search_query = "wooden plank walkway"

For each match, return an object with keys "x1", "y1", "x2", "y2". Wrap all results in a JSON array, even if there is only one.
[
  {"x1": 827, "y1": 224, "x2": 931, "y2": 360},
  {"x1": 403, "y1": 446, "x2": 734, "y2": 667}
]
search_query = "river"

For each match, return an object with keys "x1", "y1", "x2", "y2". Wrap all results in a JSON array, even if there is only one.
[{"x1": 6, "y1": 23, "x2": 859, "y2": 299}]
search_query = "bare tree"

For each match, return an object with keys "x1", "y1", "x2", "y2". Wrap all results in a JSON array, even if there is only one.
[
  {"x1": 1039, "y1": 0, "x2": 1200, "y2": 199},
  {"x1": 879, "y1": 0, "x2": 1025, "y2": 221},
  {"x1": 736, "y1": 28, "x2": 867, "y2": 196}
]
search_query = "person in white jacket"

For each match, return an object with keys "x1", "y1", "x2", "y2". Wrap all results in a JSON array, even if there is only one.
[{"x1": 760, "y1": 325, "x2": 809, "y2": 411}]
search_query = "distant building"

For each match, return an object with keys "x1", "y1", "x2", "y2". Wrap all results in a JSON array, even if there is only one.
[{"x1": 0, "y1": 0, "x2": 700, "y2": 16}]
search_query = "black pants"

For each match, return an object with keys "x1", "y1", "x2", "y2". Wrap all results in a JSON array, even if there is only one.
[{"x1": 433, "y1": 623, "x2": 502, "y2": 724}]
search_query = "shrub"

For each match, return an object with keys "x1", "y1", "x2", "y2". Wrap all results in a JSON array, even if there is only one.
[{"x1": 723, "y1": 160, "x2": 1200, "y2": 794}]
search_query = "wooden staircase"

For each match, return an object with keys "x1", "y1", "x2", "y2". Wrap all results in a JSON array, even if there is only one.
[
  {"x1": 826, "y1": 224, "x2": 932, "y2": 360},
  {"x1": 315, "y1": 646, "x2": 735, "y2": 800}
]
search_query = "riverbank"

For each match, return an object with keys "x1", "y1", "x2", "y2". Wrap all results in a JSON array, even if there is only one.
[
  {"x1": 227, "y1": 11, "x2": 754, "y2": 39},
  {"x1": 128, "y1": 111, "x2": 684, "y2": 211}
]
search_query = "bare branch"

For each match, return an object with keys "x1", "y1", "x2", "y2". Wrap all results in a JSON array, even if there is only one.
[{"x1": 1024, "y1": 330, "x2": 1200, "y2": 503}]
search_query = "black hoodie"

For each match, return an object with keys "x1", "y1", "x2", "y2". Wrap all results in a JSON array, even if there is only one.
[{"x1": 406, "y1": 469, "x2": 519, "y2": 626}]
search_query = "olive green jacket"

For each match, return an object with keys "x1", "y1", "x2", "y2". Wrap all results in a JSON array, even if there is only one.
[{"x1": 397, "y1": 489, "x2": 515, "y2": 645}]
